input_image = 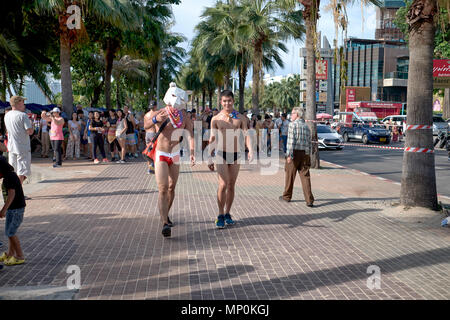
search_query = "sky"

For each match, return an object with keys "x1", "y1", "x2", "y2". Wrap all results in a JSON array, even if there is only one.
[{"x1": 171, "y1": 0, "x2": 378, "y2": 78}]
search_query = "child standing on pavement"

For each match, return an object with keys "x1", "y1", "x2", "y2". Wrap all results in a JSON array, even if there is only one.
[{"x1": 0, "y1": 156, "x2": 26, "y2": 266}]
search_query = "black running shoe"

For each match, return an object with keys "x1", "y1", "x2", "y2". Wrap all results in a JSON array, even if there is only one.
[
  {"x1": 167, "y1": 217, "x2": 173, "y2": 227},
  {"x1": 162, "y1": 224, "x2": 171, "y2": 237}
]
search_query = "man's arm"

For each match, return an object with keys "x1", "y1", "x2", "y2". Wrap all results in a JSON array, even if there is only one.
[
  {"x1": 286, "y1": 122, "x2": 295, "y2": 159},
  {"x1": 184, "y1": 111, "x2": 195, "y2": 165},
  {"x1": 241, "y1": 115, "x2": 253, "y2": 161},
  {"x1": 208, "y1": 117, "x2": 217, "y2": 157},
  {"x1": 0, "y1": 188, "x2": 15, "y2": 218},
  {"x1": 23, "y1": 115, "x2": 34, "y2": 136},
  {"x1": 144, "y1": 109, "x2": 167, "y2": 130}
]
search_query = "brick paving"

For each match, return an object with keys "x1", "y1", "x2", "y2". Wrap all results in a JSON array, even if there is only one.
[{"x1": 0, "y1": 156, "x2": 449, "y2": 300}]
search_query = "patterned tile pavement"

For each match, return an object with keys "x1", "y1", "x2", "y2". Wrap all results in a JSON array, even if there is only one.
[{"x1": 0, "y1": 156, "x2": 449, "y2": 300}]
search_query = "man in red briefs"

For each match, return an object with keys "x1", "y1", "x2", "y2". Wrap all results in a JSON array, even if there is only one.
[{"x1": 144, "y1": 83, "x2": 195, "y2": 238}]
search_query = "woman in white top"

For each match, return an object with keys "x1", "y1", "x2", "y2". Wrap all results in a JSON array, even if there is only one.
[
  {"x1": 39, "y1": 116, "x2": 50, "y2": 157},
  {"x1": 67, "y1": 112, "x2": 81, "y2": 159},
  {"x1": 115, "y1": 109, "x2": 128, "y2": 163}
]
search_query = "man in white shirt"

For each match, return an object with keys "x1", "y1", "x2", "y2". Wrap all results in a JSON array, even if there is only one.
[{"x1": 4, "y1": 96, "x2": 34, "y2": 185}]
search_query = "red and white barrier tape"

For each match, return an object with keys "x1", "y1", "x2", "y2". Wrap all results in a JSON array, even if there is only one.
[
  {"x1": 341, "y1": 143, "x2": 436, "y2": 153},
  {"x1": 305, "y1": 120, "x2": 437, "y2": 131},
  {"x1": 406, "y1": 125, "x2": 432, "y2": 130},
  {"x1": 342, "y1": 143, "x2": 404, "y2": 150},
  {"x1": 404, "y1": 147, "x2": 434, "y2": 153}
]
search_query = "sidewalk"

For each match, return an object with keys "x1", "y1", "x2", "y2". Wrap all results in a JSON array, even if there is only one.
[{"x1": 0, "y1": 155, "x2": 448, "y2": 300}]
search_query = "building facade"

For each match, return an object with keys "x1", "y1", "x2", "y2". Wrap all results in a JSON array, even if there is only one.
[
  {"x1": 332, "y1": 38, "x2": 408, "y2": 106},
  {"x1": 375, "y1": 0, "x2": 406, "y2": 41}
]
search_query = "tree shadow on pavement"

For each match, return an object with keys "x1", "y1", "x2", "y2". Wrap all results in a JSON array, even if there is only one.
[
  {"x1": 31, "y1": 189, "x2": 155, "y2": 200},
  {"x1": 316, "y1": 197, "x2": 397, "y2": 207},
  {"x1": 238, "y1": 208, "x2": 380, "y2": 229},
  {"x1": 38, "y1": 177, "x2": 125, "y2": 184},
  {"x1": 78, "y1": 264, "x2": 255, "y2": 299},
  {"x1": 162, "y1": 246, "x2": 450, "y2": 300}
]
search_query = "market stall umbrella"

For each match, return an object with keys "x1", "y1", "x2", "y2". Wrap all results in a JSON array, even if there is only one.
[{"x1": 316, "y1": 113, "x2": 333, "y2": 119}]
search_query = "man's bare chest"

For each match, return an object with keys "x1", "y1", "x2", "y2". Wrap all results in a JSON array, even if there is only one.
[{"x1": 216, "y1": 119, "x2": 241, "y2": 131}]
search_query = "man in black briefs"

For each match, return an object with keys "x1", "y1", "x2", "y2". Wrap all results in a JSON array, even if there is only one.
[{"x1": 207, "y1": 90, "x2": 253, "y2": 229}]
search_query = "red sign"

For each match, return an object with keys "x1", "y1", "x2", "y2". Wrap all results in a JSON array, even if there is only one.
[
  {"x1": 433, "y1": 59, "x2": 450, "y2": 77},
  {"x1": 316, "y1": 59, "x2": 328, "y2": 80},
  {"x1": 346, "y1": 88, "x2": 356, "y2": 103}
]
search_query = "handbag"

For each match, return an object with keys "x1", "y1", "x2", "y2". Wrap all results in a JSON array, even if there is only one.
[
  {"x1": 142, "y1": 118, "x2": 170, "y2": 161},
  {"x1": 107, "y1": 127, "x2": 116, "y2": 143}
]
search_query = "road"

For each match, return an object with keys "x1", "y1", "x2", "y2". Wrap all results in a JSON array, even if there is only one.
[{"x1": 319, "y1": 142, "x2": 450, "y2": 198}]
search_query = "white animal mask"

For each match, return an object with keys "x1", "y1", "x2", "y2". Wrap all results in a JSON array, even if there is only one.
[{"x1": 163, "y1": 82, "x2": 188, "y2": 110}]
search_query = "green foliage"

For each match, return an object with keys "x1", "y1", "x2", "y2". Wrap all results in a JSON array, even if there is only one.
[
  {"x1": 260, "y1": 75, "x2": 301, "y2": 112},
  {"x1": 395, "y1": 0, "x2": 450, "y2": 58},
  {"x1": 0, "y1": 1, "x2": 59, "y2": 101}
]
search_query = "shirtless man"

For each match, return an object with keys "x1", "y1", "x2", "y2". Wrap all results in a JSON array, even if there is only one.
[
  {"x1": 207, "y1": 90, "x2": 253, "y2": 229},
  {"x1": 144, "y1": 86, "x2": 195, "y2": 238},
  {"x1": 144, "y1": 101, "x2": 158, "y2": 174}
]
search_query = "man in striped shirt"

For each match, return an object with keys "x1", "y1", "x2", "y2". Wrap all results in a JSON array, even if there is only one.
[{"x1": 279, "y1": 107, "x2": 314, "y2": 207}]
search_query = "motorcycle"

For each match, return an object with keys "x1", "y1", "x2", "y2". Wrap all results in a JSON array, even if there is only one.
[{"x1": 433, "y1": 129, "x2": 448, "y2": 149}]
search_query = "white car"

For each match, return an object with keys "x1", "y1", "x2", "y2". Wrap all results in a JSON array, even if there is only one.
[{"x1": 317, "y1": 124, "x2": 344, "y2": 150}]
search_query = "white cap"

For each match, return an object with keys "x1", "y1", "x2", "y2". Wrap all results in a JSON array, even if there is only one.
[{"x1": 51, "y1": 107, "x2": 61, "y2": 113}]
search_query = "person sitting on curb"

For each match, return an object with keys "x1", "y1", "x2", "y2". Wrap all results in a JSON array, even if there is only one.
[{"x1": 0, "y1": 156, "x2": 26, "y2": 266}]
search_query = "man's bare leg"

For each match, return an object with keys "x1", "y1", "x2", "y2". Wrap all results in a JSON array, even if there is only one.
[
  {"x1": 167, "y1": 164, "x2": 180, "y2": 212},
  {"x1": 9, "y1": 236, "x2": 24, "y2": 259},
  {"x1": 216, "y1": 164, "x2": 229, "y2": 216},
  {"x1": 155, "y1": 160, "x2": 170, "y2": 225},
  {"x1": 224, "y1": 163, "x2": 240, "y2": 214}
]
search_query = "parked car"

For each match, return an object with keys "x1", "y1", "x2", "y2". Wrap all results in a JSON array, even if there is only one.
[
  {"x1": 341, "y1": 123, "x2": 391, "y2": 144},
  {"x1": 433, "y1": 116, "x2": 448, "y2": 135},
  {"x1": 317, "y1": 124, "x2": 344, "y2": 150},
  {"x1": 381, "y1": 115, "x2": 407, "y2": 128}
]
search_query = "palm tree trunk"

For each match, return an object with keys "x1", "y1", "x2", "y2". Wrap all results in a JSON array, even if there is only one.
[
  {"x1": 224, "y1": 73, "x2": 231, "y2": 90},
  {"x1": 443, "y1": 88, "x2": 450, "y2": 120},
  {"x1": 18, "y1": 76, "x2": 24, "y2": 96},
  {"x1": 251, "y1": 41, "x2": 263, "y2": 115},
  {"x1": 209, "y1": 90, "x2": 213, "y2": 109},
  {"x1": 116, "y1": 74, "x2": 121, "y2": 108},
  {"x1": 1, "y1": 64, "x2": 6, "y2": 102},
  {"x1": 400, "y1": 0, "x2": 437, "y2": 210},
  {"x1": 217, "y1": 86, "x2": 221, "y2": 109},
  {"x1": 104, "y1": 39, "x2": 119, "y2": 110},
  {"x1": 238, "y1": 63, "x2": 247, "y2": 114},
  {"x1": 156, "y1": 59, "x2": 161, "y2": 106},
  {"x1": 202, "y1": 89, "x2": 206, "y2": 112},
  {"x1": 60, "y1": 33, "x2": 74, "y2": 116},
  {"x1": 305, "y1": 15, "x2": 320, "y2": 169},
  {"x1": 91, "y1": 80, "x2": 103, "y2": 107}
]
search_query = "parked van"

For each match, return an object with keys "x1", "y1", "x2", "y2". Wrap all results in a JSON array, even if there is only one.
[{"x1": 382, "y1": 115, "x2": 407, "y2": 127}]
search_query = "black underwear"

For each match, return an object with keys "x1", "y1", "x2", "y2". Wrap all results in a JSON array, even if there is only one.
[{"x1": 217, "y1": 151, "x2": 241, "y2": 164}]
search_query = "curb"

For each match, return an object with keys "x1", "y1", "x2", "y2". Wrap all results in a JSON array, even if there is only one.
[{"x1": 320, "y1": 160, "x2": 450, "y2": 201}]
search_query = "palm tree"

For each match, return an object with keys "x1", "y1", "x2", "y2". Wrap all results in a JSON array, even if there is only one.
[
  {"x1": 294, "y1": 0, "x2": 381, "y2": 168},
  {"x1": 112, "y1": 55, "x2": 149, "y2": 108},
  {"x1": 199, "y1": 1, "x2": 252, "y2": 113},
  {"x1": 239, "y1": 0, "x2": 304, "y2": 115},
  {"x1": 35, "y1": 0, "x2": 138, "y2": 115},
  {"x1": 400, "y1": 0, "x2": 439, "y2": 210},
  {"x1": 1, "y1": 2, "x2": 58, "y2": 102}
]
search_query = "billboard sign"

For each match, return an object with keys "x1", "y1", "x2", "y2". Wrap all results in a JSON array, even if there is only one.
[
  {"x1": 433, "y1": 59, "x2": 450, "y2": 88},
  {"x1": 346, "y1": 88, "x2": 356, "y2": 103},
  {"x1": 316, "y1": 60, "x2": 328, "y2": 80}
]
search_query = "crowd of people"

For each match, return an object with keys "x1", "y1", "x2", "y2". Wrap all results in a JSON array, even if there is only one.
[
  {"x1": 0, "y1": 90, "x2": 316, "y2": 272},
  {"x1": 2, "y1": 105, "x2": 149, "y2": 168}
]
